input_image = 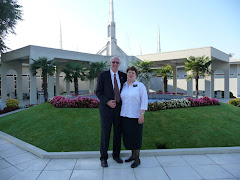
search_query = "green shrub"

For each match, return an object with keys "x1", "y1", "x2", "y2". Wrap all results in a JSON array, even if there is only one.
[
  {"x1": 148, "y1": 101, "x2": 163, "y2": 111},
  {"x1": 228, "y1": 99, "x2": 240, "y2": 106},
  {"x1": 6, "y1": 99, "x2": 19, "y2": 108}
]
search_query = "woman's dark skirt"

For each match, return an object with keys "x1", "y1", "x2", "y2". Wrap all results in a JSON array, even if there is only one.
[{"x1": 121, "y1": 116, "x2": 143, "y2": 150}]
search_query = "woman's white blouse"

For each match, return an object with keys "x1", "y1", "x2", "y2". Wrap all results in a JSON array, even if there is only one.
[{"x1": 120, "y1": 80, "x2": 148, "y2": 118}]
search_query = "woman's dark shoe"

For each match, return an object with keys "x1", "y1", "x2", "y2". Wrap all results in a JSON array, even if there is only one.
[
  {"x1": 131, "y1": 159, "x2": 141, "y2": 168},
  {"x1": 125, "y1": 156, "x2": 135, "y2": 162}
]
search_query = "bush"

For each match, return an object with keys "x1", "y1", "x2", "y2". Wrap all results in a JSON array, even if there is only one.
[
  {"x1": 0, "y1": 107, "x2": 19, "y2": 114},
  {"x1": 6, "y1": 99, "x2": 19, "y2": 108},
  {"x1": 148, "y1": 101, "x2": 163, "y2": 111},
  {"x1": 50, "y1": 96, "x2": 99, "y2": 108},
  {"x1": 148, "y1": 98, "x2": 191, "y2": 111},
  {"x1": 228, "y1": 99, "x2": 240, "y2": 106}
]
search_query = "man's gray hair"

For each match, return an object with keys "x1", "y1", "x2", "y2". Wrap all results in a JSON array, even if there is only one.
[{"x1": 110, "y1": 56, "x2": 120, "y2": 62}]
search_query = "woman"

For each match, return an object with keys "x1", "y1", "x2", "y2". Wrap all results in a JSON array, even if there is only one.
[{"x1": 120, "y1": 66, "x2": 148, "y2": 168}]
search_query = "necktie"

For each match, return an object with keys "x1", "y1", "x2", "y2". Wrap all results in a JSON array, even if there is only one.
[{"x1": 114, "y1": 74, "x2": 120, "y2": 103}]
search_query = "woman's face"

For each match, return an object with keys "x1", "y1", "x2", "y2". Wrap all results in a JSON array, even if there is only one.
[{"x1": 127, "y1": 70, "x2": 136, "y2": 82}]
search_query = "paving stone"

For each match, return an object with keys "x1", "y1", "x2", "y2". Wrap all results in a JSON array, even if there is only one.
[
  {"x1": 25, "y1": 159, "x2": 50, "y2": 171},
  {"x1": 45, "y1": 159, "x2": 77, "y2": 170},
  {"x1": 0, "y1": 159, "x2": 12, "y2": 170},
  {"x1": 70, "y1": 169, "x2": 103, "y2": 180},
  {"x1": 156, "y1": 155, "x2": 189, "y2": 167},
  {"x1": 0, "y1": 143, "x2": 17, "y2": 152},
  {"x1": 182, "y1": 155, "x2": 216, "y2": 165},
  {"x1": 37, "y1": 170, "x2": 72, "y2": 180},
  {"x1": 7, "y1": 170, "x2": 41, "y2": 180},
  {"x1": 134, "y1": 167, "x2": 170, "y2": 180},
  {"x1": 0, "y1": 147, "x2": 27, "y2": 158},
  {"x1": 193, "y1": 164, "x2": 234, "y2": 179},
  {"x1": 0, "y1": 166, "x2": 20, "y2": 180},
  {"x1": 221, "y1": 164, "x2": 240, "y2": 178},
  {"x1": 206, "y1": 154, "x2": 240, "y2": 164},
  {"x1": 5, "y1": 152, "x2": 38, "y2": 165},
  {"x1": 75, "y1": 158, "x2": 102, "y2": 170},
  {"x1": 163, "y1": 166, "x2": 203, "y2": 180},
  {"x1": 103, "y1": 168, "x2": 136, "y2": 180}
]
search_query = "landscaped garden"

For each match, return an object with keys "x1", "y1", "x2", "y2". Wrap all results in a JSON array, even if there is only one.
[{"x1": 0, "y1": 101, "x2": 239, "y2": 152}]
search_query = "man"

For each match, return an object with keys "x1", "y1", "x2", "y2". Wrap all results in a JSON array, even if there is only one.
[{"x1": 96, "y1": 56, "x2": 127, "y2": 167}]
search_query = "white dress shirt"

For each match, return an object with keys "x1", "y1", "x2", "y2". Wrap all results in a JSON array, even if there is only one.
[
  {"x1": 120, "y1": 80, "x2": 148, "y2": 118},
  {"x1": 110, "y1": 69, "x2": 121, "y2": 91}
]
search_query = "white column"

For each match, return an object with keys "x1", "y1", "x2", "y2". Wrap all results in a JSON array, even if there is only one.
[
  {"x1": 89, "y1": 79, "x2": 95, "y2": 94},
  {"x1": 66, "y1": 80, "x2": 70, "y2": 94},
  {"x1": 29, "y1": 58, "x2": 37, "y2": 104},
  {"x1": 238, "y1": 64, "x2": 240, "y2": 97},
  {"x1": 1, "y1": 63, "x2": 8, "y2": 105},
  {"x1": 55, "y1": 72, "x2": 60, "y2": 96},
  {"x1": 15, "y1": 63, "x2": 23, "y2": 102},
  {"x1": 210, "y1": 73, "x2": 215, "y2": 98},
  {"x1": 187, "y1": 78, "x2": 193, "y2": 96},
  {"x1": 224, "y1": 63, "x2": 230, "y2": 99},
  {"x1": 205, "y1": 77, "x2": 211, "y2": 97},
  {"x1": 48, "y1": 75, "x2": 54, "y2": 99},
  {"x1": 172, "y1": 65, "x2": 177, "y2": 93}
]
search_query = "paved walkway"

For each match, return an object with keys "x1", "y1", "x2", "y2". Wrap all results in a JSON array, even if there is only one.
[{"x1": 1, "y1": 138, "x2": 240, "y2": 180}]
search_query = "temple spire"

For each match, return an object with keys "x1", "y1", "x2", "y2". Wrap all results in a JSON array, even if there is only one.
[
  {"x1": 109, "y1": 0, "x2": 114, "y2": 24},
  {"x1": 157, "y1": 25, "x2": 161, "y2": 53},
  {"x1": 60, "y1": 21, "x2": 62, "y2": 49}
]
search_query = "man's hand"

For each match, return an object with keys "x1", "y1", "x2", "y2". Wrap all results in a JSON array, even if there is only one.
[
  {"x1": 138, "y1": 114, "x2": 144, "y2": 124},
  {"x1": 107, "y1": 100, "x2": 116, "y2": 108}
]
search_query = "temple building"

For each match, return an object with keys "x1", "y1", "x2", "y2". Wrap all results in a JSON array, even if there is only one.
[{"x1": 0, "y1": 0, "x2": 239, "y2": 106}]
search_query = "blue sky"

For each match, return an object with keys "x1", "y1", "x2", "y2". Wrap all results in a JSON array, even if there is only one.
[{"x1": 6, "y1": 0, "x2": 240, "y2": 57}]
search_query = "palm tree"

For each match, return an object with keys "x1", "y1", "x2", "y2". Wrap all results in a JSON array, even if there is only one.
[
  {"x1": 184, "y1": 56, "x2": 212, "y2": 98},
  {"x1": 30, "y1": 57, "x2": 55, "y2": 102},
  {"x1": 86, "y1": 61, "x2": 109, "y2": 80},
  {"x1": 153, "y1": 64, "x2": 173, "y2": 93},
  {"x1": 62, "y1": 62, "x2": 86, "y2": 96},
  {"x1": 131, "y1": 60, "x2": 154, "y2": 91},
  {"x1": 86, "y1": 61, "x2": 109, "y2": 93}
]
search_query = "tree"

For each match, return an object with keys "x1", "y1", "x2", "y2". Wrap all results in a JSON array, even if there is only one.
[
  {"x1": 153, "y1": 64, "x2": 173, "y2": 93},
  {"x1": 0, "y1": 0, "x2": 23, "y2": 53},
  {"x1": 131, "y1": 60, "x2": 154, "y2": 91},
  {"x1": 86, "y1": 61, "x2": 109, "y2": 80},
  {"x1": 30, "y1": 57, "x2": 56, "y2": 102},
  {"x1": 184, "y1": 56, "x2": 212, "y2": 98},
  {"x1": 62, "y1": 62, "x2": 86, "y2": 96}
]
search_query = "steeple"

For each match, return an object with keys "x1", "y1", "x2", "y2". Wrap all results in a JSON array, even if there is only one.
[
  {"x1": 157, "y1": 25, "x2": 161, "y2": 53},
  {"x1": 60, "y1": 21, "x2": 63, "y2": 49},
  {"x1": 97, "y1": 0, "x2": 127, "y2": 58},
  {"x1": 108, "y1": 0, "x2": 116, "y2": 40},
  {"x1": 109, "y1": 0, "x2": 114, "y2": 24}
]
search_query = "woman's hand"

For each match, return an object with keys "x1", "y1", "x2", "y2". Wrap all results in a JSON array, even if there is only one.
[{"x1": 138, "y1": 114, "x2": 144, "y2": 124}]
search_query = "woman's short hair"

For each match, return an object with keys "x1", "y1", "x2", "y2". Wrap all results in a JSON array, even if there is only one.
[{"x1": 126, "y1": 66, "x2": 138, "y2": 77}]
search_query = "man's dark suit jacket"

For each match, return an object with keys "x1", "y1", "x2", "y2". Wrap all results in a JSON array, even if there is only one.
[{"x1": 96, "y1": 70, "x2": 127, "y2": 108}]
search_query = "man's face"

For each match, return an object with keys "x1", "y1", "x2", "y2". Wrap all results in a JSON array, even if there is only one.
[{"x1": 110, "y1": 57, "x2": 121, "y2": 73}]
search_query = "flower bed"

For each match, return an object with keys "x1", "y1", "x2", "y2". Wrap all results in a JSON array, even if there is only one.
[
  {"x1": 50, "y1": 96, "x2": 99, "y2": 108},
  {"x1": 187, "y1": 97, "x2": 220, "y2": 106},
  {"x1": 0, "y1": 107, "x2": 20, "y2": 114},
  {"x1": 148, "y1": 97, "x2": 219, "y2": 111}
]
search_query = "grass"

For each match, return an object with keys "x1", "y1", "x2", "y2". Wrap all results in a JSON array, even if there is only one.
[{"x1": 0, "y1": 103, "x2": 240, "y2": 152}]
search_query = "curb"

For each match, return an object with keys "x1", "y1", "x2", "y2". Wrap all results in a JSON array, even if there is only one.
[{"x1": 1, "y1": 131, "x2": 240, "y2": 159}]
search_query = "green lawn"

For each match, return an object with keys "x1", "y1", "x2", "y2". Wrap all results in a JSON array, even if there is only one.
[{"x1": 0, "y1": 103, "x2": 239, "y2": 152}]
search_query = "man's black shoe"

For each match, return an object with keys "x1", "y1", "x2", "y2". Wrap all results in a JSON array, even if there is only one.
[
  {"x1": 113, "y1": 157, "x2": 123, "y2": 163},
  {"x1": 101, "y1": 160, "x2": 108, "y2": 167},
  {"x1": 131, "y1": 159, "x2": 141, "y2": 168},
  {"x1": 125, "y1": 156, "x2": 135, "y2": 162}
]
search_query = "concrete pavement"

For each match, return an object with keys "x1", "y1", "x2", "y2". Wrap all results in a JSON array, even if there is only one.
[{"x1": 0, "y1": 137, "x2": 240, "y2": 180}]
